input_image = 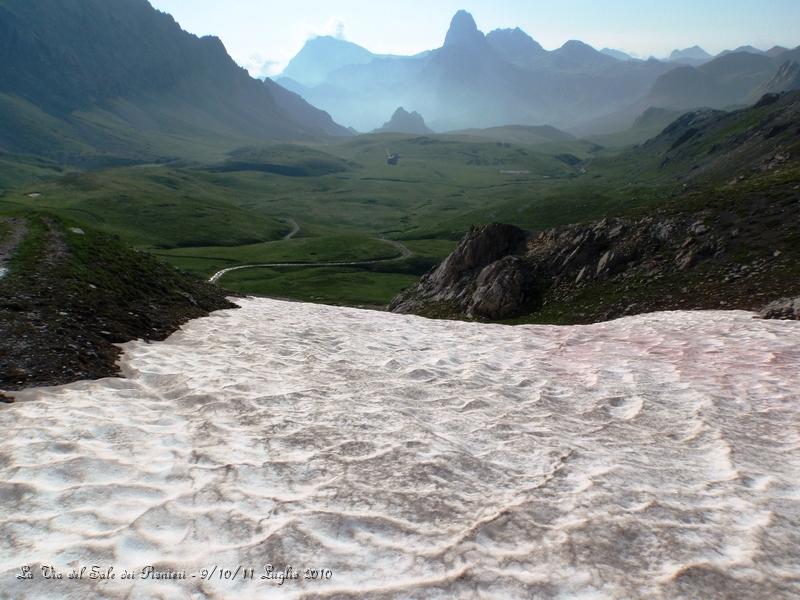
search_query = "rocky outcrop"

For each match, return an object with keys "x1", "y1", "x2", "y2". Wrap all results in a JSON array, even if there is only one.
[
  {"x1": 391, "y1": 184, "x2": 800, "y2": 323},
  {"x1": 443, "y1": 10, "x2": 485, "y2": 48},
  {"x1": 389, "y1": 224, "x2": 532, "y2": 318},
  {"x1": 759, "y1": 297, "x2": 800, "y2": 320}
]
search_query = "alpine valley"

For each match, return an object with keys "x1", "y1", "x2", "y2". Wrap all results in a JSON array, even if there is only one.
[{"x1": 1, "y1": 2, "x2": 800, "y2": 598}]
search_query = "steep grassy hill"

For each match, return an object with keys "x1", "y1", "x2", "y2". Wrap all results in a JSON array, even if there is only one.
[{"x1": 0, "y1": 0, "x2": 349, "y2": 164}]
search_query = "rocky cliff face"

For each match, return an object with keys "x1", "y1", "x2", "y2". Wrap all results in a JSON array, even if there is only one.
[
  {"x1": 390, "y1": 224, "x2": 534, "y2": 318},
  {"x1": 0, "y1": 0, "x2": 349, "y2": 161}
]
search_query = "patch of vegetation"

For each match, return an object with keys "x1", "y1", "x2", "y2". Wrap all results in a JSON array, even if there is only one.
[
  {"x1": 220, "y1": 266, "x2": 419, "y2": 307},
  {"x1": 217, "y1": 144, "x2": 355, "y2": 177},
  {"x1": 159, "y1": 235, "x2": 404, "y2": 278}
]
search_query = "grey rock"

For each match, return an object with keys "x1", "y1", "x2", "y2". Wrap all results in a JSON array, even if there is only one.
[
  {"x1": 596, "y1": 250, "x2": 614, "y2": 275},
  {"x1": 759, "y1": 297, "x2": 800, "y2": 320},
  {"x1": 469, "y1": 256, "x2": 536, "y2": 319},
  {"x1": 390, "y1": 223, "x2": 527, "y2": 314},
  {"x1": 689, "y1": 221, "x2": 709, "y2": 236},
  {"x1": 652, "y1": 220, "x2": 677, "y2": 242}
]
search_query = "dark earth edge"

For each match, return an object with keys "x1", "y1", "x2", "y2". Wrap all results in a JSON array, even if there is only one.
[{"x1": 0, "y1": 215, "x2": 237, "y2": 402}]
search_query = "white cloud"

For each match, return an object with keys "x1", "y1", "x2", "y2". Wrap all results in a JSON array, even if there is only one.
[
  {"x1": 313, "y1": 17, "x2": 346, "y2": 40},
  {"x1": 243, "y1": 53, "x2": 285, "y2": 79},
  {"x1": 240, "y1": 17, "x2": 349, "y2": 79}
]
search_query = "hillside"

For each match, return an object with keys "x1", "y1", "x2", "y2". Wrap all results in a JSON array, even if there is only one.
[
  {"x1": 391, "y1": 93, "x2": 800, "y2": 323},
  {"x1": 621, "y1": 91, "x2": 800, "y2": 183},
  {"x1": 447, "y1": 124, "x2": 575, "y2": 144},
  {"x1": 0, "y1": 0, "x2": 349, "y2": 164},
  {"x1": 0, "y1": 214, "x2": 235, "y2": 395},
  {"x1": 648, "y1": 52, "x2": 777, "y2": 108},
  {"x1": 753, "y1": 60, "x2": 800, "y2": 97},
  {"x1": 581, "y1": 46, "x2": 800, "y2": 135}
]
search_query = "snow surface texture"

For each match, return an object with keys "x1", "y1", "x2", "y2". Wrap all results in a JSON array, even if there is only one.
[{"x1": 2, "y1": 298, "x2": 800, "y2": 599}]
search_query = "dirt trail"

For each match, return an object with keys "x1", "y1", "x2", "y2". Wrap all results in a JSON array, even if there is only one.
[
  {"x1": 209, "y1": 237, "x2": 413, "y2": 285},
  {"x1": 283, "y1": 218, "x2": 300, "y2": 240},
  {"x1": 0, "y1": 217, "x2": 29, "y2": 279}
]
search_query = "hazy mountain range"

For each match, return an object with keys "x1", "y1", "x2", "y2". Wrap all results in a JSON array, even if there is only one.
[
  {"x1": 276, "y1": 10, "x2": 800, "y2": 133},
  {"x1": 0, "y1": 0, "x2": 798, "y2": 161}
]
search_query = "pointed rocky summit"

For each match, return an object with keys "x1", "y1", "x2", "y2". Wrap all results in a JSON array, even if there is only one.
[
  {"x1": 443, "y1": 10, "x2": 485, "y2": 47},
  {"x1": 375, "y1": 107, "x2": 433, "y2": 134}
]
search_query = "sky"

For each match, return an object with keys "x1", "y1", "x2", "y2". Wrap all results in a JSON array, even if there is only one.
[{"x1": 149, "y1": 0, "x2": 800, "y2": 77}]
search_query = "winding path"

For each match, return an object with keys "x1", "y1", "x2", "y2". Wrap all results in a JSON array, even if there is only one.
[
  {"x1": 282, "y1": 218, "x2": 300, "y2": 240},
  {"x1": 208, "y1": 237, "x2": 413, "y2": 285}
]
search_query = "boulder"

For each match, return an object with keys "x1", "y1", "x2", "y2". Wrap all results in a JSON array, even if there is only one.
[
  {"x1": 759, "y1": 297, "x2": 800, "y2": 320},
  {"x1": 468, "y1": 256, "x2": 536, "y2": 319},
  {"x1": 390, "y1": 223, "x2": 528, "y2": 315}
]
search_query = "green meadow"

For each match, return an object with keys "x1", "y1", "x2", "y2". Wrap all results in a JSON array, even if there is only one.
[{"x1": 0, "y1": 130, "x2": 677, "y2": 306}]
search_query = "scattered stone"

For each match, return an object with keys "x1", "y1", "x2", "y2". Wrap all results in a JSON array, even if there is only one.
[
  {"x1": 689, "y1": 221, "x2": 708, "y2": 236},
  {"x1": 596, "y1": 251, "x2": 614, "y2": 275}
]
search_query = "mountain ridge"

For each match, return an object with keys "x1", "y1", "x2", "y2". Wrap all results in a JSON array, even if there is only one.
[
  {"x1": 276, "y1": 9, "x2": 798, "y2": 134},
  {"x1": 0, "y1": 0, "x2": 350, "y2": 162}
]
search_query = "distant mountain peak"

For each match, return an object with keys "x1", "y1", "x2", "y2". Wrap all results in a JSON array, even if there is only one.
[
  {"x1": 733, "y1": 45, "x2": 765, "y2": 54},
  {"x1": 375, "y1": 107, "x2": 432, "y2": 134},
  {"x1": 670, "y1": 46, "x2": 712, "y2": 61},
  {"x1": 486, "y1": 27, "x2": 545, "y2": 60},
  {"x1": 766, "y1": 46, "x2": 790, "y2": 57},
  {"x1": 559, "y1": 40, "x2": 599, "y2": 55},
  {"x1": 281, "y1": 36, "x2": 374, "y2": 86},
  {"x1": 444, "y1": 10, "x2": 484, "y2": 47}
]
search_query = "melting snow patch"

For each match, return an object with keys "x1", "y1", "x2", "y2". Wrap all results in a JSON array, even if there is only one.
[{"x1": 1, "y1": 298, "x2": 799, "y2": 599}]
